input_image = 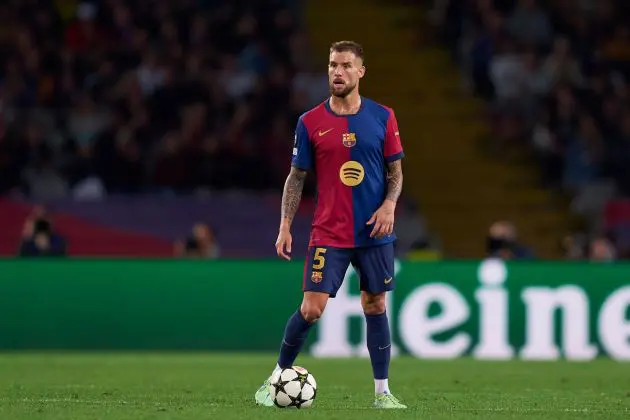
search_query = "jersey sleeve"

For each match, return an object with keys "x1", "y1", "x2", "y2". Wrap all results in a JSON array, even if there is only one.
[
  {"x1": 291, "y1": 117, "x2": 313, "y2": 171},
  {"x1": 384, "y1": 109, "x2": 404, "y2": 163}
]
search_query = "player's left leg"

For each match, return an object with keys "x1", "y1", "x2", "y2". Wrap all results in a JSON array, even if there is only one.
[{"x1": 354, "y1": 243, "x2": 407, "y2": 409}]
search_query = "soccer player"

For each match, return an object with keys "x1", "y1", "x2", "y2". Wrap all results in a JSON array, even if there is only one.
[{"x1": 255, "y1": 40, "x2": 407, "y2": 409}]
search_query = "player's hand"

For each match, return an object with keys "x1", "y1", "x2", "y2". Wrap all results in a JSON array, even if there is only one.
[
  {"x1": 367, "y1": 200, "x2": 396, "y2": 239},
  {"x1": 276, "y1": 228, "x2": 293, "y2": 260}
]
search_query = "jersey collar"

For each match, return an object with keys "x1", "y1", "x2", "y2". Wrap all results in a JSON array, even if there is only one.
[{"x1": 324, "y1": 96, "x2": 365, "y2": 117}]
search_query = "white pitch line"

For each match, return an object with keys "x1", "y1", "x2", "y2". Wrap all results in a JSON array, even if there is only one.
[
  {"x1": 1, "y1": 398, "x2": 628, "y2": 414},
  {"x1": 0, "y1": 397, "x2": 131, "y2": 406},
  {"x1": 443, "y1": 408, "x2": 628, "y2": 413}
]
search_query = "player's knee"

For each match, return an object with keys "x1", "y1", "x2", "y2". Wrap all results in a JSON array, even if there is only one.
[
  {"x1": 300, "y1": 292, "x2": 328, "y2": 323},
  {"x1": 361, "y1": 292, "x2": 386, "y2": 315},
  {"x1": 300, "y1": 304, "x2": 324, "y2": 323},
  {"x1": 363, "y1": 301, "x2": 386, "y2": 315}
]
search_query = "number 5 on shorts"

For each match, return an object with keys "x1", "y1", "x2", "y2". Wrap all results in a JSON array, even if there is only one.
[{"x1": 312, "y1": 247, "x2": 327, "y2": 270}]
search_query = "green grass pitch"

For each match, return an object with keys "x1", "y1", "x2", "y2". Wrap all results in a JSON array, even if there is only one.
[{"x1": 1, "y1": 353, "x2": 629, "y2": 419}]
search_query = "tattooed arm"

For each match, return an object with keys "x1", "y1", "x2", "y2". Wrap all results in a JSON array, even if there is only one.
[
  {"x1": 276, "y1": 167, "x2": 307, "y2": 260},
  {"x1": 281, "y1": 167, "x2": 307, "y2": 228},
  {"x1": 367, "y1": 159, "x2": 403, "y2": 238},
  {"x1": 385, "y1": 159, "x2": 403, "y2": 204}
]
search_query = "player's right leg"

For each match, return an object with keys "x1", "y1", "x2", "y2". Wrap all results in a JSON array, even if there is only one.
[
  {"x1": 254, "y1": 291, "x2": 328, "y2": 406},
  {"x1": 255, "y1": 246, "x2": 350, "y2": 407}
]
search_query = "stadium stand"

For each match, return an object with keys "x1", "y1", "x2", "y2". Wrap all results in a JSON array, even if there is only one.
[
  {"x1": 307, "y1": 0, "x2": 570, "y2": 259},
  {"x1": 430, "y1": 0, "x2": 630, "y2": 260},
  {"x1": 0, "y1": 0, "x2": 312, "y2": 197},
  {"x1": 0, "y1": 0, "x2": 433, "y2": 258}
]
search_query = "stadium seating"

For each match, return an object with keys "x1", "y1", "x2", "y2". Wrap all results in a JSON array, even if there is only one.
[
  {"x1": 0, "y1": 0, "x2": 315, "y2": 257},
  {"x1": 430, "y1": 0, "x2": 630, "y2": 259},
  {"x1": 306, "y1": 0, "x2": 572, "y2": 258},
  {"x1": 0, "y1": 0, "x2": 305, "y2": 198},
  {"x1": 0, "y1": 0, "x2": 437, "y2": 259}
]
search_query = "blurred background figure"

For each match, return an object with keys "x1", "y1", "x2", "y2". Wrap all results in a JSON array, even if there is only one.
[
  {"x1": 17, "y1": 206, "x2": 67, "y2": 257},
  {"x1": 174, "y1": 222, "x2": 220, "y2": 259},
  {"x1": 486, "y1": 220, "x2": 534, "y2": 260},
  {"x1": 560, "y1": 232, "x2": 588, "y2": 260},
  {"x1": 588, "y1": 235, "x2": 617, "y2": 262}
]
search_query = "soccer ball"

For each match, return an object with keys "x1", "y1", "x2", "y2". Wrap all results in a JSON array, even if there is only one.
[{"x1": 270, "y1": 366, "x2": 317, "y2": 408}]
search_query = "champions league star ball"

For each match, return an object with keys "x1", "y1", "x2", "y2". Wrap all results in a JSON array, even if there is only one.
[{"x1": 270, "y1": 366, "x2": 317, "y2": 408}]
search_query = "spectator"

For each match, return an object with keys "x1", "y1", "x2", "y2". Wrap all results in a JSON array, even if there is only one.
[
  {"x1": 588, "y1": 236, "x2": 617, "y2": 261},
  {"x1": 486, "y1": 220, "x2": 535, "y2": 260},
  {"x1": 538, "y1": 36, "x2": 584, "y2": 93},
  {"x1": 489, "y1": 39, "x2": 529, "y2": 108},
  {"x1": 17, "y1": 207, "x2": 67, "y2": 257},
  {"x1": 174, "y1": 223, "x2": 220, "y2": 259},
  {"x1": 562, "y1": 114, "x2": 603, "y2": 193},
  {"x1": 560, "y1": 232, "x2": 588, "y2": 260}
]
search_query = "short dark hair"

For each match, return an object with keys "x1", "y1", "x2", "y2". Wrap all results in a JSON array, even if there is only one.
[{"x1": 330, "y1": 41, "x2": 364, "y2": 62}]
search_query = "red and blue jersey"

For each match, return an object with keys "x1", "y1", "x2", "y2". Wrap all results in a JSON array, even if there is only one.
[{"x1": 291, "y1": 96, "x2": 404, "y2": 249}]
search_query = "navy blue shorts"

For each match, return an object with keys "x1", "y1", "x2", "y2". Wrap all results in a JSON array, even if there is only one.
[{"x1": 302, "y1": 243, "x2": 395, "y2": 298}]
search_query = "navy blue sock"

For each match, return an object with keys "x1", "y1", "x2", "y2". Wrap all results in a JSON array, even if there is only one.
[
  {"x1": 365, "y1": 311, "x2": 391, "y2": 380},
  {"x1": 277, "y1": 310, "x2": 313, "y2": 369}
]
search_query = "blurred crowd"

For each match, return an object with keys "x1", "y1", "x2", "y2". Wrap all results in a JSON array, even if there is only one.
[
  {"x1": 0, "y1": 0, "x2": 324, "y2": 200},
  {"x1": 431, "y1": 0, "x2": 630, "y2": 261},
  {"x1": 0, "y1": 0, "x2": 436, "y2": 260}
]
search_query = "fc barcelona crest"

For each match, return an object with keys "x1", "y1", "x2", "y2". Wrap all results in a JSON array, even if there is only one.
[
  {"x1": 342, "y1": 132, "x2": 357, "y2": 148},
  {"x1": 311, "y1": 271, "x2": 323, "y2": 283}
]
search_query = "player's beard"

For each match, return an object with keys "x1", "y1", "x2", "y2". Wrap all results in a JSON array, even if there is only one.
[{"x1": 330, "y1": 81, "x2": 356, "y2": 98}]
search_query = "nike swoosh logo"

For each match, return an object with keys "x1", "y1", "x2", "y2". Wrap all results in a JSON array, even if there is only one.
[
  {"x1": 282, "y1": 339, "x2": 297, "y2": 347},
  {"x1": 318, "y1": 128, "x2": 334, "y2": 136},
  {"x1": 378, "y1": 344, "x2": 391, "y2": 350},
  {"x1": 384, "y1": 277, "x2": 392, "y2": 284}
]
